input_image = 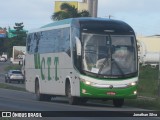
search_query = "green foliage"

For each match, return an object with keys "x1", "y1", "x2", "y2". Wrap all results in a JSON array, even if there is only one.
[
  {"x1": 0, "y1": 22, "x2": 27, "y2": 57},
  {"x1": 0, "y1": 37, "x2": 26, "y2": 57},
  {"x1": 12, "y1": 23, "x2": 27, "y2": 38},
  {"x1": 125, "y1": 98, "x2": 160, "y2": 110},
  {"x1": 5, "y1": 64, "x2": 22, "y2": 71},
  {"x1": 0, "y1": 83, "x2": 25, "y2": 92},
  {"x1": 52, "y1": 11, "x2": 70, "y2": 21},
  {"x1": 51, "y1": 3, "x2": 90, "y2": 21},
  {"x1": 138, "y1": 65, "x2": 159, "y2": 97},
  {"x1": 124, "y1": 65, "x2": 160, "y2": 110}
]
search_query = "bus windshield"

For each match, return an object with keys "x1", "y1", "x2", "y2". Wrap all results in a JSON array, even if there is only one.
[{"x1": 82, "y1": 33, "x2": 137, "y2": 78}]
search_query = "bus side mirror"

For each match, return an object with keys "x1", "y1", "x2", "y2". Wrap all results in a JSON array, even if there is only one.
[{"x1": 76, "y1": 37, "x2": 82, "y2": 56}]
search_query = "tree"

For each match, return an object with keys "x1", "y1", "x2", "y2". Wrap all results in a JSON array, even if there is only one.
[
  {"x1": 13, "y1": 22, "x2": 27, "y2": 38},
  {"x1": 11, "y1": 23, "x2": 27, "y2": 51},
  {"x1": 14, "y1": 23, "x2": 24, "y2": 31},
  {"x1": 0, "y1": 23, "x2": 27, "y2": 57},
  {"x1": 51, "y1": 3, "x2": 90, "y2": 21}
]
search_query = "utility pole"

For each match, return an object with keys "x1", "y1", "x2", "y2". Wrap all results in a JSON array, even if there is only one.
[
  {"x1": 86, "y1": 0, "x2": 98, "y2": 17},
  {"x1": 88, "y1": 0, "x2": 93, "y2": 17},
  {"x1": 82, "y1": 0, "x2": 87, "y2": 3},
  {"x1": 109, "y1": 15, "x2": 113, "y2": 19},
  {"x1": 92, "y1": 0, "x2": 98, "y2": 17}
]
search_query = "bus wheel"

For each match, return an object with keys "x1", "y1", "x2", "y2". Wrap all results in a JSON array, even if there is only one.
[
  {"x1": 66, "y1": 82, "x2": 78, "y2": 105},
  {"x1": 35, "y1": 81, "x2": 45, "y2": 101},
  {"x1": 113, "y1": 99, "x2": 124, "y2": 107},
  {"x1": 35, "y1": 81, "x2": 51, "y2": 101}
]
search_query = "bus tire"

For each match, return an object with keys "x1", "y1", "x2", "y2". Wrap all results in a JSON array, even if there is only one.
[
  {"x1": 66, "y1": 81, "x2": 78, "y2": 105},
  {"x1": 35, "y1": 80, "x2": 51, "y2": 101},
  {"x1": 35, "y1": 80, "x2": 44, "y2": 101},
  {"x1": 113, "y1": 99, "x2": 124, "y2": 107}
]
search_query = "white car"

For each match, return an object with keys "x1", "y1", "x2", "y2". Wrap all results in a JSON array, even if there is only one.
[
  {"x1": 0, "y1": 57, "x2": 7, "y2": 62},
  {"x1": 5, "y1": 70, "x2": 24, "y2": 84}
]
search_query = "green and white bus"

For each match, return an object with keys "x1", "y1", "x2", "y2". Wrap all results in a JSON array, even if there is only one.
[{"x1": 25, "y1": 18, "x2": 138, "y2": 107}]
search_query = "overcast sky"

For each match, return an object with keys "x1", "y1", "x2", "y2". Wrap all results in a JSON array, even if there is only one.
[{"x1": 0, "y1": 0, "x2": 160, "y2": 36}]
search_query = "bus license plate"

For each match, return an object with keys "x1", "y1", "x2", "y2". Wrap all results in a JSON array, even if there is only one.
[{"x1": 107, "y1": 92, "x2": 116, "y2": 95}]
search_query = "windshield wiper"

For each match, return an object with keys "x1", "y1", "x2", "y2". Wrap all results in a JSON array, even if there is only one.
[
  {"x1": 97, "y1": 57, "x2": 110, "y2": 76},
  {"x1": 111, "y1": 59, "x2": 125, "y2": 76}
]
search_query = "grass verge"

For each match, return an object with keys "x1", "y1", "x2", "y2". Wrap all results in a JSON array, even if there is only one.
[
  {"x1": 0, "y1": 83, "x2": 25, "y2": 92},
  {"x1": 4, "y1": 64, "x2": 22, "y2": 72},
  {"x1": 138, "y1": 65, "x2": 159, "y2": 97},
  {"x1": 125, "y1": 98, "x2": 160, "y2": 110},
  {"x1": 125, "y1": 65, "x2": 160, "y2": 110}
]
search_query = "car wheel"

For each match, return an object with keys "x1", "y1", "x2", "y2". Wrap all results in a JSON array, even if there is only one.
[
  {"x1": 5, "y1": 77, "x2": 7, "y2": 83},
  {"x1": 9, "y1": 79, "x2": 11, "y2": 83}
]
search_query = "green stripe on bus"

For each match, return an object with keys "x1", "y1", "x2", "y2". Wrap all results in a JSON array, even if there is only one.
[{"x1": 34, "y1": 53, "x2": 40, "y2": 69}]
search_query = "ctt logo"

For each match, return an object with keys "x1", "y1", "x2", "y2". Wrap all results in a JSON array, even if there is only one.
[{"x1": 34, "y1": 54, "x2": 59, "y2": 81}]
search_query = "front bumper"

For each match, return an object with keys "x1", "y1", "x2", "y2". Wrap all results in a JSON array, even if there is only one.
[{"x1": 80, "y1": 81, "x2": 137, "y2": 99}]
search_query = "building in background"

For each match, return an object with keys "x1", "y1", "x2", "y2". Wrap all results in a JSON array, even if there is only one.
[
  {"x1": 54, "y1": 0, "x2": 98, "y2": 17},
  {"x1": 137, "y1": 35, "x2": 160, "y2": 66},
  {"x1": 54, "y1": 1, "x2": 78, "y2": 13},
  {"x1": 78, "y1": 0, "x2": 88, "y2": 12},
  {"x1": 10, "y1": 46, "x2": 26, "y2": 64},
  {"x1": 85, "y1": 0, "x2": 98, "y2": 17},
  {"x1": 137, "y1": 35, "x2": 160, "y2": 52},
  {"x1": 0, "y1": 28, "x2": 7, "y2": 38}
]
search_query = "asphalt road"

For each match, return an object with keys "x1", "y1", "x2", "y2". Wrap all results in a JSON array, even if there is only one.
[
  {"x1": 0, "y1": 61, "x2": 159, "y2": 120},
  {"x1": 0, "y1": 88, "x2": 159, "y2": 120},
  {"x1": 0, "y1": 88, "x2": 150, "y2": 111}
]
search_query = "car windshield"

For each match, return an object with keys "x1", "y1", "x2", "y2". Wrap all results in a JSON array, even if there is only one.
[
  {"x1": 12, "y1": 71, "x2": 22, "y2": 74},
  {"x1": 82, "y1": 33, "x2": 137, "y2": 78}
]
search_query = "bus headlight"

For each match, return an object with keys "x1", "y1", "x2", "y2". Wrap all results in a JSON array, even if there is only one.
[
  {"x1": 131, "y1": 82, "x2": 136, "y2": 86},
  {"x1": 129, "y1": 82, "x2": 137, "y2": 86},
  {"x1": 85, "y1": 81, "x2": 91, "y2": 85},
  {"x1": 134, "y1": 91, "x2": 137, "y2": 95},
  {"x1": 80, "y1": 79, "x2": 92, "y2": 86}
]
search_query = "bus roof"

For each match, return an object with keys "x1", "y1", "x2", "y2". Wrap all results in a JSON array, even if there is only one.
[
  {"x1": 41, "y1": 17, "x2": 129, "y2": 29},
  {"x1": 29, "y1": 18, "x2": 134, "y2": 35},
  {"x1": 41, "y1": 18, "x2": 73, "y2": 28}
]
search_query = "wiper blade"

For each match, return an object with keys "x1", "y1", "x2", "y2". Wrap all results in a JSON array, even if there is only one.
[
  {"x1": 97, "y1": 57, "x2": 110, "y2": 76},
  {"x1": 112, "y1": 59, "x2": 125, "y2": 76}
]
